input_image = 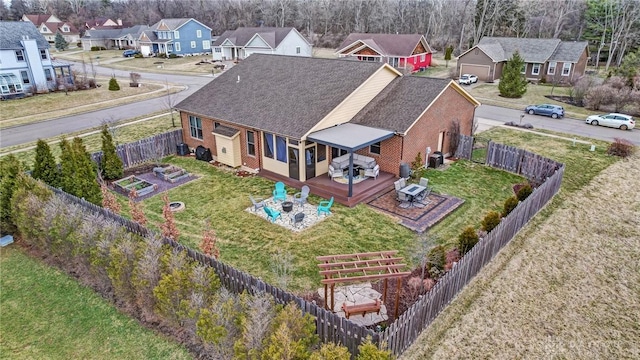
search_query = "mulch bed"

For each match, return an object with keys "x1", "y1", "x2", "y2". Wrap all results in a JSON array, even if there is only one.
[{"x1": 367, "y1": 190, "x2": 465, "y2": 232}]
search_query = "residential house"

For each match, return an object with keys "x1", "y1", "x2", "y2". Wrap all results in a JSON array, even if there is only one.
[
  {"x1": 175, "y1": 54, "x2": 479, "y2": 205},
  {"x1": 0, "y1": 21, "x2": 73, "y2": 98},
  {"x1": 138, "y1": 18, "x2": 212, "y2": 57},
  {"x1": 22, "y1": 14, "x2": 80, "y2": 44},
  {"x1": 81, "y1": 25, "x2": 148, "y2": 51},
  {"x1": 211, "y1": 27, "x2": 312, "y2": 61},
  {"x1": 336, "y1": 33, "x2": 433, "y2": 72},
  {"x1": 84, "y1": 17, "x2": 123, "y2": 30},
  {"x1": 457, "y1": 37, "x2": 589, "y2": 83}
]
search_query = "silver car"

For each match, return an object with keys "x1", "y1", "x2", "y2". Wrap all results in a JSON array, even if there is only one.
[{"x1": 586, "y1": 113, "x2": 635, "y2": 130}]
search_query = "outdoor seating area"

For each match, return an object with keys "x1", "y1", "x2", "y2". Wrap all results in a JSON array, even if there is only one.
[
  {"x1": 394, "y1": 177, "x2": 431, "y2": 209},
  {"x1": 328, "y1": 153, "x2": 380, "y2": 183},
  {"x1": 246, "y1": 184, "x2": 334, "y2": 231}
]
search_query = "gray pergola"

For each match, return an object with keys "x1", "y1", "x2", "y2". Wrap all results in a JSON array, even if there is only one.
[{"x1": 308, "y1": 123, "x2": 394, "y2": 197}]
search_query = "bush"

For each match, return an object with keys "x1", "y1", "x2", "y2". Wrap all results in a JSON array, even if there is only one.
[
  {"x1": 168, "y1": 53, "x2": 178, "y2": 58},
  {"x1": 516, "y1": 184, "x2": 533, "y2": 201},
  {"x1": 607, "y1": 138, "x2": 636, "y2": 158},
  {"x1": 481, "y1": 211, "x2": 501, "y2": 232},
  {"x1": 0, "y1": 155, "x2": 23, "y2": 233},
  {"x1": 427, "y1": 245, "x2": 446, "y2": 278},
  {"x1": 411, "y1": 152, "x2": 423, "y2": 172},
  {"x1": 458, "y1": 226, "x2": 479, "y2": 255},
  {"x1": 108, "y1": 77, "x2": 120, "y2": 91},
  {"x1": 158, "y1": 53, "x2": 167, "y2": 58},
  {"x1": 134, "y1": 53, "x2": 143, "y2": 58},
  {"x1": 502, "y1": 196, "x2": 519, "y2": 217}
]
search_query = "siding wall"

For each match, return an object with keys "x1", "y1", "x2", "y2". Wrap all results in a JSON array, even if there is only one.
[
  {"x1": 457, "y1": 48, "x2": 495, "y2": 79},
  {"x1": 274, "y1": 30, "x2": 312, "y2": 57}
]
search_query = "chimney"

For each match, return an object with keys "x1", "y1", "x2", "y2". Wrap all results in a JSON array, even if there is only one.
[{"x1": 117, "y1": 18, "x2": 122, "y2": 26}]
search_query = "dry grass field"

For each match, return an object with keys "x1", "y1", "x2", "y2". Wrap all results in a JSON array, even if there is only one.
[{"x1": 401, "y1": 152, "x2": 640, "y2": 359}]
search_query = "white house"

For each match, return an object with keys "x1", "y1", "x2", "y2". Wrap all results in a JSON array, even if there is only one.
[
  {"x1": 212, "y1": 27, "x2": 312, "y2": 61},
  {"x1": 0, "y1": 21, "x2": 73, "y2": 99},
  {"x1": 22, "y1": 14, "x2": 80, "y2": 44}
]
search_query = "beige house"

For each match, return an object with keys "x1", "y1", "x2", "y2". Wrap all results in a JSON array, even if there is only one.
[
  {"x1": 457, "y1": 37, "x2": 589, "y2": 84},
  {"x1": 22, "y1": 14, "x2": 80, "y2": 44}
]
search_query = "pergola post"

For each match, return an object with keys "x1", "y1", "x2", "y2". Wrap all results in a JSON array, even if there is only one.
[
  {"x1": 347, "y1": 152, "x2": 354, "y2": 197},
  {"x1": 394, "y1": 278, "x2": 402, "y2": 319}
]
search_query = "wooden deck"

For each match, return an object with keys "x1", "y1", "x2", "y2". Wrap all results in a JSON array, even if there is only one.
[{"x1": 259, "y1": 169, "x2": 396, "y2": 207}]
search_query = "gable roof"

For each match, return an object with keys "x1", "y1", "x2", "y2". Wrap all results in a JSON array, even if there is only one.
[
  {"x1": 550, "y1": 41, "x2": 589, "y2": 62},
  {"x1": 150, "y1": 18, "x2": 211, "y2": 32},
  {"x1": 175, "y1": 54, "x2": 387, "y2": 138},
  {"x1": 43, "y1": 21, "x2": 79, "y2": 34},
  {"x1": 478, "y1": 37, "x2": 561, "y2": 63},
  {"x1": 337, "y1": 33, "x2": 432, "y2": 57},
  {"x1": 0, "y1": 21, "x2": 49, "y2": 49},
  {"x1": 351, "y1": 77, "x2": 453, "y2": 133},
  {"x1": 23, "y1": 14, "x2": 58, "y2": 26},
  {"x1": 211, "y1": 27, "x2": 301, "y2": 48},
  {"x1": 83, "y1": 25, "x2": 148, "y2": 40}
]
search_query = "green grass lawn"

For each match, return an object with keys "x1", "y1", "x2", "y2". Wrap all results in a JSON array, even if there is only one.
[{"x1": 0, "y1": 246, "x2": 191, "y2": 360}]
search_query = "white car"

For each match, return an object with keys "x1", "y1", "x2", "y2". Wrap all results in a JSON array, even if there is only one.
[
  {"x1": 458, "y1": 74, "x2": 478, "y2": 85},
  {"x1": 586, "y1": 113, "x2": 635, "y2": 130}
]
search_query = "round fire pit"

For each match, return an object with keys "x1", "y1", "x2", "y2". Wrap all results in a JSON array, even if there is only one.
[
  {"x1": 169, "y1": 201, "x2": 185, "y2": 212},
  {"x1": 281, "y1": 201, "x2": 293, "y2": 213}
]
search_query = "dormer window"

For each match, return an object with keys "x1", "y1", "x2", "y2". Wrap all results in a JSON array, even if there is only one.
[{"x1": 62, "y1": 26, "x2": 69, "y2": 32}]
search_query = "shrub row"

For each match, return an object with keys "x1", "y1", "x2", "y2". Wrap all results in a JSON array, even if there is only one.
[
  {"x1": 5, "y1": 177, "x2": 392, "y2": 359},
  {"x1": 90, "y1": 46, "x2": 107, "y2": 51}
]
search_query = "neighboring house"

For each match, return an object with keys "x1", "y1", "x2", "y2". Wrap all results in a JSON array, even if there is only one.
[
  {"x1": 175, "y1": 54, "x2": 479, "y2": 203},
  {"x1": 336, "y1": 33, "x2": 433, "y2": 72},
  {"x1": 457, "y1": 37, "x2": 589, "y2": 83},
  {"x1": 22, "y1": 14, "x2": 80, "y2": 44},
  {"x1": 81, "y1": 25, "x2": 148, "y2": 51},
  {"x1": 138, "y1": 18, "x2": 212, "y2": 57},
  {"x1": 211, "y1": 27, "x2": 312, "y2": 61},
  {"x1": 84, "y1": 17, "x2": 122, "y2": 30},
  {"x1": 0, "y1": 21, "x2": 73, "y2": 98}
]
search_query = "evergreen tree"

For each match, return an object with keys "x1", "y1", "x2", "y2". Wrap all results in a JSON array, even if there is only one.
[
  {"x1": 108, "y1": 77, "x2": 120, "y2": 91},
  {"x1": 615, "y1": 50, "x2": 639, "y2": 87},
  {"x1": 32, "y1": 139, "x2": 60, "y2": 188},
  {"x1": 54, "y1": 32, "x2": 68, "y2": 51},
  {"x1": 100, "y1": 125, "x2": 123, "y2": 180},
  {"x1": 72, "y1": 137, "x2": 102, "y2": 205},
  {"x1": 0, "y1": 155, "x2": 23, "y2": 233},
  {"x1": 59, "y1": 138, "x2": 76, "y2": 194},
  {"x1": 498, "y1": 51, "x2": 528, "y2": 98},
  {"x1": 444, "y1": 45, "x2": 453, "y2": 68}
]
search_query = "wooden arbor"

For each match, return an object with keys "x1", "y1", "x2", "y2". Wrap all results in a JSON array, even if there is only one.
[{"x1": 317, "y1": 250, "x2": 411, "y2": 319}]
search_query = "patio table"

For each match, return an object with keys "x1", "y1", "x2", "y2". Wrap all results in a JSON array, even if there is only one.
[{"x1": 400, "y1": 184, "x2": 426, "y2": 206}]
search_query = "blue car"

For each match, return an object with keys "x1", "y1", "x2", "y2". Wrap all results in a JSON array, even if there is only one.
[
  {"x1": 122, "y1": 49, "x2": 140, "y2": 57},
  {"x1": 524, "y1": 104, "x2": 565, "y2": 119}
]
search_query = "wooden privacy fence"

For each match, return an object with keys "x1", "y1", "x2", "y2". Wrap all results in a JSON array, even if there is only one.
[
  {"x1": 380, "y1": 139, "x2": 564, "y2": 356},
  {"x1": 47, "y1": 186, "x2": 377, "y2": 357},
  {"x1": 455, "y1": 134, "x2": 474, "y2": 160},
  {"x1": 91, "y1": 129, "x2": 183, "y2": 169}
]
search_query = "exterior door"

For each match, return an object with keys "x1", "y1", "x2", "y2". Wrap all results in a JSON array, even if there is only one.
[
  {"x1": 288, "y1": 147, "x2": 299, "y2": 180},
  {"x1": 305, "y1": 147, "x2": 316, "y2": 179},
  {"x1": 437, "y1": 131, "x2": 445, "y2": 152}
]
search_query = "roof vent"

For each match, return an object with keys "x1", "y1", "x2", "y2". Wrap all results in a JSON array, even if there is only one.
[
  {"x1": 22, "y1": 35, "x2": 30, "y2": 40},
  {"x1": 237, "y1": 75, "x2": 240, "y2": 83}
]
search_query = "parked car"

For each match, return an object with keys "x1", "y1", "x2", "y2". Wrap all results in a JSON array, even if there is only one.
[
  {"x1": 123, "y1": 49, "x2": 140, "y2": 57},
  {"x1": 524, "y1": 104, "x2": 565, "y2": 119},
  {"x1": 458, "y1": 74, "x2": 478, "y2": 85},
  {"x1": 586, "y1": 113, "x2": 635, "y2": 130}
]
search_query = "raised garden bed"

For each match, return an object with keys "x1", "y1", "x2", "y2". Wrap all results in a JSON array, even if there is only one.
[
  {"x1": 114, "y1": 175, "x2": 158, "y2": 198},
  {"x1": 153, "y1": 165, "x2": 190, "y2": 183}
]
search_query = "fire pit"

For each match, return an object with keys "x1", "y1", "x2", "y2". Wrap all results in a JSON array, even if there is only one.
[
  {"x1": 281, "y1": 201, "x2": 293, "y2": 213},
  {"x1": 169, "y1": 201, "x2": 185, "y2": 212}
]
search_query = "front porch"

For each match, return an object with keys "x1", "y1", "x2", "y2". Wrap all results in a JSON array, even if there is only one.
[{"x1": 260, "y1": 169, "x2": 396, "y2": 207}]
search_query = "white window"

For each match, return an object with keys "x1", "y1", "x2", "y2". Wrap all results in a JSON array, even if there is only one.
[
  {"x1": 203, "y1": 40, "x2": 210, "y2": 49},
  {"x1": 189, "y1": 115, "x2": 203, "y2": 139},
  {"x1": 562, "y1": 63, "x2": 571, "y2": 76},
  {"x1": 191, "y1": 41, "x2": 196, "y2": 48},
  {"x1": 44, "y1": 69, "x2": 53, "y2": 81},
  {"x1": 0, "y1": 73, "x2": 23, "y2": 94},
  {"x1": 370, "y1": 142, "x2": 381, "y2": 155},
  {"x1": 41, "y1": 25, "x2": 49, "y2": 33},
  {"x1": 520, "y1": 64, "x2": 526, "y2": 74},
  {"x1": 174, "y1": 42, "x2": 181, "y2": 51},
  {"x1": 420, "y1": 54, "x2": 426, "y2": 62},
  {"x1": 174, "y1": 31, "x2": 179, "y2": 39},
  {"x1": 62, "y1": 26, "x2": 69, "y2": 32},
  {"x1": 40, "y1": 49, "x2": 47, "y2": 60},
  {"x1": 196, "y1": 30, "x2": 202, "y2": 38},
  {"x1": 215, "y1": 48, "x2": 222, "y2": 53},
  {"x1": 20, "y1": 70, "x2": 30, "y2": 84},
  {"x1": 547, "y1": 61, "x2": 556, "y2": 75},
  {"x1": 532, "y1": 63, "x2": 540, "y2": 75},
  {"x1": 15, "y1": 50, "x2": 25, "y2": 61},
  {"x1": 296, "y1": 46, "x2": 301, "y2": 54}
]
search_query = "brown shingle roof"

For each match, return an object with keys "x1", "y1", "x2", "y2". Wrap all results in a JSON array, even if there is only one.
[
  {"x1": 351, "y1": 76, "x2": 451, "y2": 134},
  {"x1": 212, "y1": 27, "x2": 297, "y2": 48},
  {"x1": 175, "y1": 54, "x2": 385, "y2": 139},
  {"x1": 338, "y1": 33, "x2": 431, "y2": 57}
]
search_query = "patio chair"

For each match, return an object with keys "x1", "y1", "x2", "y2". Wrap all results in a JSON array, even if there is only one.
[
  {"x1": 273, "y1": 181, "x2": 287, "y2": 202},
  {"x1": 317, "y1": 197, "x2": 334, "y2": 216},
  {"x1": 328, "y1": 165, "x2": 343, "y2": 182},
  {"x1": 364, "y1": 164, "x2": 380, "y2": 180},
  {"x1": 249, "y1": 195, "x2": 266, "y2": 212},
  {"x1": 290, "y1": 212, "x2": 305, "y2": 228},
  {"x1": 263, "y1": 206, "x2": 282, "y2": 223},
  {"x1": 419, "y1": 177, "x2": 429, "y2": 188},
  {"x1": 416, "y1": 186, "x2": 432, "y2": 205},
  {"x1": 397, "y1": 192, "x2": 412, "y2": 209},
  {"x1": 398, "y1": 177, "x2": 407, "y2": 188},
  {"x1": 293, "y1": 185, "x2": 310, "y2": 209}
]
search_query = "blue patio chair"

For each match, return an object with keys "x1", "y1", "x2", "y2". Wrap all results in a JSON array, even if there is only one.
[
  {"x1": 293, "y1": 185, "x2": 310, "y2": 209},
  {"x1": 273, "y1": 181, "x2": 287, "y2": 202},
  {"x1": 264, "y1": 206, "x2": 282, "y2": 223},
  {"x1": 317, "y1": 196, "x2": 334, "y2": 216}
]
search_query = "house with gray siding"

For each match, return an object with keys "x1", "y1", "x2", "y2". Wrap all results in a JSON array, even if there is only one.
[{"x1": 212, "y1": 27, "x2": 312, "y2": 61}]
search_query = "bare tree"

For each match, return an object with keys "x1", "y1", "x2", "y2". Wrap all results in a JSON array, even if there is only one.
[{"x1": 271, "y1": 249, "x2": 295, "y2": 290}]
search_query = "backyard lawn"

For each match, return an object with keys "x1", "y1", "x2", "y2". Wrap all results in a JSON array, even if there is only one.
[{"x1": 0, "y1": 246, "x2": 191, "y2": 359}]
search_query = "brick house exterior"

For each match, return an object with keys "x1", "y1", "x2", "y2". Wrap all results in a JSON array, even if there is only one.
[
  {"x1": 457, "y1": 37, "x2": 589, "y2": 84},
  {"x1": 176, "y1": 54, "x2": 479, "y2": 183}
]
